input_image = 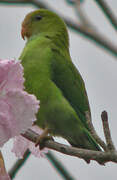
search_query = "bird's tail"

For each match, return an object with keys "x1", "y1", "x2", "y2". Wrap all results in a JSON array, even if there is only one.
[{"x1": 68, "y1": 128, "x2": 101, "y2": 164}]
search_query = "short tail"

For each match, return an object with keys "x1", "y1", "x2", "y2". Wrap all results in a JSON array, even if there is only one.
[{"x1": 68, "y1": 129, "x2": 102, "y2": 164}]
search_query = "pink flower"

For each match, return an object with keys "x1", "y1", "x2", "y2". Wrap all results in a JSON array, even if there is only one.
[
  {"x1": 0, "y1": 59, "x2": 24, "y2": 92},
  {"x1": 0, "y1": 59, "x2": 39, "y2": 147},
  {"x1": 12, "y1": 125, "x2": 48, "y2": 158},
  {"x1": 0, "y1": 173, "x2": 10, "y2": 180}
]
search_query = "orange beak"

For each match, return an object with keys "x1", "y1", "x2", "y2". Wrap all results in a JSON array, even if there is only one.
[{"x1": 21, "y1": 26, "x2": 26, "y2": 40}]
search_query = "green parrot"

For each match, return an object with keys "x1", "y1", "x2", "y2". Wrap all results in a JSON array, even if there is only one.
[{"x1": 20, "y1": 9, "x2": 101, "y2": 161}]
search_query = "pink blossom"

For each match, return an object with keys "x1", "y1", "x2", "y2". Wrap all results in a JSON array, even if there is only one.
[
  {"x1": 0, "y1": 59, "x2": 39, "y2": 147},
  {"x1": 12, "y1": 125, "x2": 48, "y2": 158},
  {"x1": 0, "y1": 173, "x2": 10, "y2": 180},
  {"x1": 0, "y1": 59, "x2": 24, "y2": 92}
]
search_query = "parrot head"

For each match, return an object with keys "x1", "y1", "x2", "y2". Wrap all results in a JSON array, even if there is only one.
[{"x1": 21, "y1": 9, "x2": 69, "y2": 42}]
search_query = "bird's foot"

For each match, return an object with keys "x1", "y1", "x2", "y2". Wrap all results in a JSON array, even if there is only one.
[{"x1": 35, "y1": 128, "x2": 53, "y2": 149}]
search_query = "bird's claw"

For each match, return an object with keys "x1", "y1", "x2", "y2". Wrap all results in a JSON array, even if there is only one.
[{"x1": 35, "y1": 135, "x2": 53, "y2": 150}]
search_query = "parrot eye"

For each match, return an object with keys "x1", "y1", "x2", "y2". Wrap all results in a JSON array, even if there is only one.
[{"x1": 35, "y1": 15, "x2": 43, "y2": 21}]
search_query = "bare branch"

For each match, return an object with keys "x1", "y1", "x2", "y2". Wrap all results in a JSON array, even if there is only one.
[
  {"x1": 65, "y1": 19, "x2": 117, "y2": 58},
  {"x1": 74, "y1": 0, "x2": 96, "y2": 32},
  {"x1": 85, "y1": 111, "x2": 108, "y2": 151},
  {"x1": 94, "y1": 0, "x2": 117, "y2": 31},
  {"x1": 8, "y1": 150, "x2": 75, "y2": 180},
  {"x1": 9, "y1": 150, "x2": 31, "y2": 179},
  {"x1": 0, "y1": 151, "x2": 6, "y2": 173},
  {"x1": 101, "y1": 111, "x2": 116, "y2": 151},
  {"x1": 21, "y1": 128, "x2": 117, "y2": 165},
  {"x1": 0, "y1": 151, "x2": 10, "y2": 178},
  {"x1": 0, "y1": 0, "x2": 30, "y2": 4},
  {"x1": 0, "y1": 0, "x2": 117, "y2": 57},
  {"x1": 46, "y1": 152, "x2": 76, "y2": 180}
]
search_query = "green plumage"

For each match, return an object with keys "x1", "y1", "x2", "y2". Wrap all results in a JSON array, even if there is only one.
[{"x1": 20, "y1": 9, "x2": 100, "y2": 156}]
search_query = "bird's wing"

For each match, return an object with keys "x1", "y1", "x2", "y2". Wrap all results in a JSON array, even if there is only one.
[{"x1": 51, "y1": 48, "x2": 90, "y2": 129}]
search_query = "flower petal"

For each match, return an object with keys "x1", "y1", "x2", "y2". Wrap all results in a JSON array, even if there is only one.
[
  {"x1": 12, "y1": 126, "x2": 48, "y2": 158},
  {"x1": 0, "y1": 173, "x2": 10, "y2": 180},
  {"x1": 0, "y1": 90, "x2": 39, "y2": 147},
  {"x1": 0, "y1": 100, "x2": 13, "y2": 146},
  {"x1": 0, "y1": 59, "x2": 24, "y2": 92}
]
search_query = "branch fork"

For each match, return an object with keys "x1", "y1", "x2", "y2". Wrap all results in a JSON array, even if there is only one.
[{"x1": 22, "y1": 111, "x2": 117, "y2": 165}]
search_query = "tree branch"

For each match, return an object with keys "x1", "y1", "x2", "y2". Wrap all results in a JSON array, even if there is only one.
[
  {"x1": 9, "y1": 150, "x2": 75, "y2": 180},
  {"x1": 72, "y1": 0, "x2": 96, "y2": 32},
  {"x1": 101, "y1": 111, "x2": 116, "y2": 151},
  {"x1": 85, "y1": 111, "x2": 108, "y2": 151},
  {"x1": 9, "y1": 150, "x2": 31, "y2": 179},
  {"x1": 94, "y1": 0, "x2": 117, "y2": 31},
  {"x1": 21, "y1": 114, "x2": 117, "y2": 165},
  {"x1": 0, "y1": 0, "x2": 117, "y2": 57},
  {"x1": 0, "y1": 151, "x2": 10, "y2": 178},
  {"x1": 46, "y1": 151, "x2": 75, "y2": 180}
]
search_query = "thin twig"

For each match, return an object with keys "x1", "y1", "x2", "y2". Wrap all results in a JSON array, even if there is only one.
[
  {"x1": 0, "y1": 151, "x2": 7, "y2": 174},
  {"x1": 8, "y1": 150, "x2": 31, "y2": 179},
  {"x1": 0, "y1": 0, "x2": 30, "y2": 5},
  {"x1": 85, "y1": 111, "x2": 108, "y2": 151},
  {"x1": 101, "y1": 111, "x2": 116, "y2": 151},
  {"x1": 46, "y1": 152, "x2": 75, "y2": 180},
  {"x1": 0, "y1": 0, "x2": 117, "y2": 57},
  {"x1": 0, "y1": 151, "x2": 10, "y2": 178},
  {"x1": 22, "y1": 129, "x2": 117, "y2": 164},
  {"x1": 94, "y1": 0, "x2": 117, "y2": 31},
  {"x1": 74, "y1": 0, "x2": 96, "y2": 32},
  {"x1": 65, "y1": 18, "x2": 117, "y2": 58},
  {"x1": 8, "y1": 149, "x2": 75, "y2": 180}
]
